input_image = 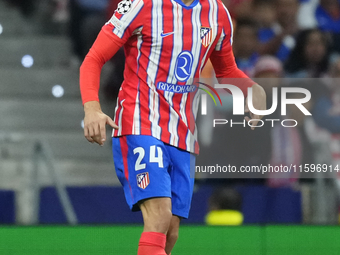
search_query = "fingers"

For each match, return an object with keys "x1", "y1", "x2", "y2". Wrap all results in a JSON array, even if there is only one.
[
  {"x1": 244, "y1": 96, "x2": 250, "y2": 113},
  {"x1": 84, "y1": 121, "x2": 102, "y2": 145},
  {"x1": 100, "y1": 117, "x2": 119, "y2": 145},
  {"x1": 93, "y1": 123, "x2": 104, "y2": 146},
  {"x1": 107, "y1": 117, "x2": 119, "y2": 129},
  {"x1": 84, "y1": 126, "x2": 94, "y2": 143},
  {"x1": 245, "y1": 115, "x2": 261, "y2": 130},
  {"x1": 244, "y1": 116, "x2": 255, "y2": 130},
  {"x1": 92, "y1": 133, "x2": 103, "y2": 145},
  {"x1": 100, "y1": 122, "x2": 106, "y2": 144},
  {"x1": 83, "y1": 114, "x2": 119, "y2": 146}
]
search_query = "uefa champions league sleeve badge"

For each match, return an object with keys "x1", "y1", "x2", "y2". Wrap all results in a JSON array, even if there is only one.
[{"x1": 116, "y1": 0, "x2": 133, "y2": 14}]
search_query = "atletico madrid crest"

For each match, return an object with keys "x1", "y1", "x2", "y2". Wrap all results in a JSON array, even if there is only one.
[
  {"x1": 137, "y1": 172, "x2": 150, "y2": 189},
  {"x1": 200, "y1": 27, "x2": 212, "y2": 47}
]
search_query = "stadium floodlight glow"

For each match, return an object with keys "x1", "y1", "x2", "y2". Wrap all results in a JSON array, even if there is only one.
[
  {"x1": 21, "y1": 55, "x2": 34, "y2": 68},
  {"x1": 81, "y1": 120, "x2": 84, "y2": 129},
  {"x1": 0, "y1": 24, "x2": 3, "y2": 35},
  {"x1": 52, "y1": 85, "x2": 64, "y2": 98}
]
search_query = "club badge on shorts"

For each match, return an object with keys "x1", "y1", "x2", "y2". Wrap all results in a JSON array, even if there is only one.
[
  {"x1": 137, "y1": 172, "x2": 150, "y2": 189},
  {"x1": 200, "y1": 27, "x2": 212, "y2": 47}
]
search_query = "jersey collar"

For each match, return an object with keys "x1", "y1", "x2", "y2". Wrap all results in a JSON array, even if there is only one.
[{"x1": 172, "y1": 0, "x2": 199, "y2": 10}]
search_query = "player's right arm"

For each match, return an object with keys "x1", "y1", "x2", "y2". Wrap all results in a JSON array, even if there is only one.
[
  {"x1": 80, "y1": 0, "x2": 145, "y2": 145},
  {"x1": 80, "y1": 31, "x2": 122, "y2": 146}
]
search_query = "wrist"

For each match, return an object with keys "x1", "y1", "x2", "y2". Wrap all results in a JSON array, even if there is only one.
[
  {"x1": 84, "y1": 101, "x2": 101, "y2": 112},
  {"x1": 252, "y1": 84, "x2": 266, "y2": 99}
]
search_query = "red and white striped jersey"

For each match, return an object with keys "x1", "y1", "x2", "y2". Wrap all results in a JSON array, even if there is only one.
[{"x1": 105, "y1": 0, "x2": 234, "y2": 154}]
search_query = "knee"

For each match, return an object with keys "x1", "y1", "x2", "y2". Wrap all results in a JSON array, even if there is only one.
[
  {"x1": 150, "y1": 207, "x2": 173, "y2": 227},
  {"x1": 141, "y1": 199, "x2": 173, "y2": 233},
  {"x1": 145, "y1": 208, "x2": 172, "y2": 233}
]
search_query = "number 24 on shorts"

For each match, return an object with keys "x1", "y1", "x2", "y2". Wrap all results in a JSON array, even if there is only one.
[{"x1": 133, "y1": 145, "x2": 164, "y2": 171}]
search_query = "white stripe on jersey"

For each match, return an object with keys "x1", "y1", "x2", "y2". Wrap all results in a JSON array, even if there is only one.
[
  {"x1": 223, "y1": 5, "x2": 234, "y2": 45},
  {"x1": 132, "y1": 34, "x2": 143, "y2": 135},
  {"x1": 185, "y1": 129, "x2": 191, "y2": 152},
  {"x1": 117, "y1": 99, "x2": 125, "y2": 136},
  {"x1": 199, "y1": 0, "x2": 218, "y2": 74},
  {"x1": 132, "y1": 90, "x2": 140, "y2": 135},
  {"x1": 114, "y1": 0, "x2": 144, "y2": 38},
  {"x1": 167, "y1": 0, "x2": 183, "y2": 147},
  {"x1": 179, "y1": 94, "x2": 188, "y2": 127},
  {"x1": 147, "y1": 0, "x2": 163, "y2": 139},
  {"x1": 215, "y1": 28, "x2": 225, "y2": 51},
  {"x1": 112, "y1": 96, "x2": 120, "y2": 137}
]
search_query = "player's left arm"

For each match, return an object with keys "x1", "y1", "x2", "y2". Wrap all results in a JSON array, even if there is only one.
[
  {"x1": 210, "y1": 46, "x2": 266, "y2": 129},
  {"x1": 209, "y1": 7, "x2": 266, "y2": 129}
]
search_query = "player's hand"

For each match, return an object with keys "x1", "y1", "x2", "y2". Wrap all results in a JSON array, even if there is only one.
[
  {"x1": 83, "y1": 101, "x2": 118, "y2": 146},
  {"x1": 244, "y1": 84, "x2": 266, "y2": 130}
]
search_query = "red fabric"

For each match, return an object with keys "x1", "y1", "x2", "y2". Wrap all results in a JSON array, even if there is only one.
[
  {"x1": 79, "y1": 28, "x2": 123, "y2": 105},
  {"x1": 138, "y1": 232, "x2": 167, "y2": 255},
  {"x1": 210, "y1": 41, "x2": 255, "y2": 97}
]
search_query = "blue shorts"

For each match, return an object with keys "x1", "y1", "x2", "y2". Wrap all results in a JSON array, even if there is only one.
[{"x1": 112, "y1": 135, "x2": 196, "y2": 219}]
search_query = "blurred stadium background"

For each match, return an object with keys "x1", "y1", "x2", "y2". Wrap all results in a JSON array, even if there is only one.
[{"x1": 1, "y1": 0, "x2": 340, "y2": 254}]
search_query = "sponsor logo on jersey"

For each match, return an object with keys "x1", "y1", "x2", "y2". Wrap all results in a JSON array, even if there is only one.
[
  {"x1": 175, "y1": 51, "x2": 193, "y2": 82},
  {"x1": 157, "y1": 82, "x2": 197, "y2": 93},
  {"x1": 116, "y1": 0, "x2": 132, "y2": 14},
  {"x1": 160, "y1": 31, "x2": 175, "y2": 38},
  {"x1": 137, "y1": 172, "x2": 150, "y2": 189},
  {"x1": 200, "y1": 27, "x2": 212, "y2": 47}
]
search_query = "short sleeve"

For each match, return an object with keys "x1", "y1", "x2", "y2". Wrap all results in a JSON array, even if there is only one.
[{"x1": 104, "y1": 0, "x2": 145, "y2": 43}]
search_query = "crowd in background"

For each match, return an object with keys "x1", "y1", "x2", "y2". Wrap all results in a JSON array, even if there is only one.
[
  {"x1": 198, "y1": 0, "x2": 340, "y2": 189},
  {"x1": 231, "y1": 0, "x2": 340, "y2": 79}
]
